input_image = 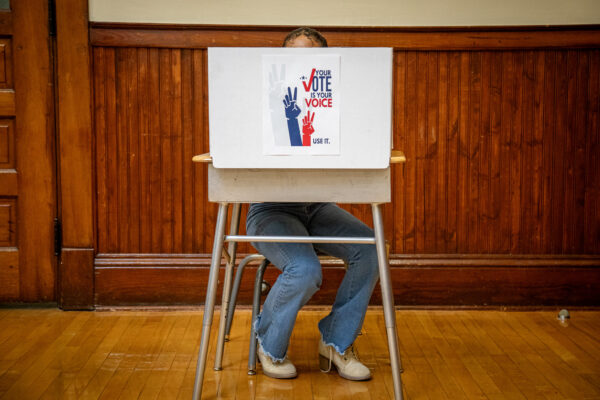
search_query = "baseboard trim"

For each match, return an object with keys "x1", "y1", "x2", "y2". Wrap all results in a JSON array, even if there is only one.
[{"x1": 94, "y1": 253, "x2": 599, "y2": 307}]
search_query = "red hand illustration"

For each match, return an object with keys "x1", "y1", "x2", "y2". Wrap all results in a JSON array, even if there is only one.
[{"x1": 302, "y1": 111, "x2": 315, "y2": 147}]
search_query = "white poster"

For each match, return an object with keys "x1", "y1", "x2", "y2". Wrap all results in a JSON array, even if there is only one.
[{"x1": 262, "y1": 54, "x2": 341, "y2": 155}]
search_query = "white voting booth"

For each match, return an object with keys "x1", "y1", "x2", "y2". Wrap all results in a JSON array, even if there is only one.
[{"x1": 193, "y1": 48, "x2": 405, "y2": 399}]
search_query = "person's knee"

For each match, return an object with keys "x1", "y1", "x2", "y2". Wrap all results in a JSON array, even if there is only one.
[
  {"x1": 300, "y1": 262, "x2": 323, "y2": 291},
  {"x1": 284, "y1": 259, "x2": 322, "y2": 292},
  {"x1": 349, "y1": 244, "x2": 379, "y2": 283}
]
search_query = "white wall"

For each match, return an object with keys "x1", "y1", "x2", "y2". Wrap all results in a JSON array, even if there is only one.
[{"x1": 89, "y1": 0, "x2": 600, "y2": 26}]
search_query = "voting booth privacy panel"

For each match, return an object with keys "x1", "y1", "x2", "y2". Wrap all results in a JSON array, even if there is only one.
[
  {"x1": 192, "y1": 47, "x2": 404, "y2": 400},
  {"x1": 207, "y1": 47, "x2": 393, "y2": 203}
]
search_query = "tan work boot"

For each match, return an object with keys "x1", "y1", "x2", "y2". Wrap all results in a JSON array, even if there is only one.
[
  {"x1": 257, "y1": 346, "x2": 297, "y2": 379},
  {"x1": 318, "y1": 338, "x2": 371, "y2": 381}
]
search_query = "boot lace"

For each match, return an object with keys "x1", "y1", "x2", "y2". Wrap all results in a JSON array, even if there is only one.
[
  {"x1": 343, "y1": 345, "x2": 360, "y2": 362},
  {"x1": 326, "y1": 345, "x2": 360, "y2": 372}
]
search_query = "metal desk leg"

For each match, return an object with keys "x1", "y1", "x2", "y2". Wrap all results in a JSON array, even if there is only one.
[
  {"x1": 372, "y1": 203, "x2": 404, "y2": 400},
  {"x1": 214, "y1": 203, "x2": 242, "y2": 370},
  {"x1": 193, "y1": 202, "x2": 230, "y2": 400}
]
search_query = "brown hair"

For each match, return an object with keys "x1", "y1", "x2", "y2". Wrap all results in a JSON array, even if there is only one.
[{"x1": 282, "y1": 27, "x2": 328, "y2": 47}]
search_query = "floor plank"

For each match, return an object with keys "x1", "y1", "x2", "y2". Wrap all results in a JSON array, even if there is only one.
[{"x1": 0, "y1": 309, "x2": 599, "y2": 399}]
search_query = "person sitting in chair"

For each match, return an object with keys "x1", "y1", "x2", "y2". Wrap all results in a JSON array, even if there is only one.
[{"x1": 246, "y1": 27, "x2": 379, "y2": 381}]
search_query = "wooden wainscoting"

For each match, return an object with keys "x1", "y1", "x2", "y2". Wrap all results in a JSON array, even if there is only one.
[{"x1": 88, "y1": 24, "x2": 600, "y2": 307}]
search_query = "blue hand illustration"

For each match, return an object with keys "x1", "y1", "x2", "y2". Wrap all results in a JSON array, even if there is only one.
[
  {"x1": 283, "y1": 86, "x2": 302, "y2": 146},
  {"x1": 283, "y1": 87, "x2": 302, "y2": 120}
]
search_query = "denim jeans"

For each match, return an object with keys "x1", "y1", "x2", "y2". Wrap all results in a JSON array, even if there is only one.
[{"x1": 246, "y1": 202, "x2": 380, "y2": 362}]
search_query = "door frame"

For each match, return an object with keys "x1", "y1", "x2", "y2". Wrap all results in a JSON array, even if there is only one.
[{"x1": 55, "y1": 0, "x2": 94, "y2": 309}]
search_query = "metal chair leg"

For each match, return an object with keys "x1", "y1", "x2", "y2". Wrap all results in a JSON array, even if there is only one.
[
  {"x1": 192, "y1": 202, "x2": 229, "y2": 400},
  {"x1": 214, "y1": 203, "x2": 242, "y2": 370},
  {"x1": 372, "y1": 203, "x2": 404, "y2": 400},
  {"x1": 225, "y1": 254, "x2": 266, "y2": 338},
  {"x1": 248, "y1": 258, "x2": 269, "y2": 375}
]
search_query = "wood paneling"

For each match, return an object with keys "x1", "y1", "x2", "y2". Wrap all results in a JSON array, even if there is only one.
[
  {"x1": 90, "y1": 24, "x2": 600, "y2": 50},
  {"x1": 0, "y1": 198, "x2": 15, "y2": 246},
  {"x1": 89, "y1": 25, "x2": 600, "y2": 306},
  {"x1": 0, "y1": 21, "x2": 15, "y2": 304},
  {"x1": 0, "y1": 6, "x2": 17, "y2": 303},
  {"x1": 0, "y1": 249, "x2": 18, "y2": 299},
  {"x1": 0, "y1": 119, "x2": 13, "y2": 168},
  {"x1": 0, "y1": 171, "x2": 16, "y2": 196},
  {"x1": 92, "y1": 46, "x2": 600, "y2": 256},
  {"x1": 10, "y1": 0, "x2": 56, "y2": 301},
  {"x1": 0, "y1": 89, "x2": 14, "y2": 116},
  {"x1": 392, "y1": 49, "x2": 600, "y2": 255},
  {"x1": 55, "y1": 0, "x2": 93, "y2": 308},
  {"x1": 93, "y1": 47, "x2": 224, "y2": 254},
  {"x1": 0, "y1": 38, "x2": 12, "y2": 88},
  {"x1": 0, "y1": 11, "x2": 11, "y2": 36}
]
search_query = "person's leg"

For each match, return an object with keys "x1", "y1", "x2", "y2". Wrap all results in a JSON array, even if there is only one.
[
  {"x1": 308, "y1": 203, "x2": 379, "y2": 355},
  {"x1": 246, "y1": 203, "x2": 322, "y2": 362}
]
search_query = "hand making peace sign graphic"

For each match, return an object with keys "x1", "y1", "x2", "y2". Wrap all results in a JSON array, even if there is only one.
[
  {"x1": 282, "y1": 87, "x2": 303, "y2": 146},
  {"x1": 302, "y1": 110, "x2": 315, "y2": 146}
]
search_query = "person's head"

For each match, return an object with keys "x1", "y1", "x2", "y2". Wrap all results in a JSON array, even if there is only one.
[{"x1": 283, "y1": 27, "x2": 328, "y2": 48}]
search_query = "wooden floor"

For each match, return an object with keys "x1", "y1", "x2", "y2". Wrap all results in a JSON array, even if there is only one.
[{"x1": 0, "y1": 308, "x2": 599, "y2": 399}]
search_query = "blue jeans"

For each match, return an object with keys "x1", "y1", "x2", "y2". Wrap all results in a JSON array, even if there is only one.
[{"x1": 246, "y1": 202, "x2": 380, "y2": 362}]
